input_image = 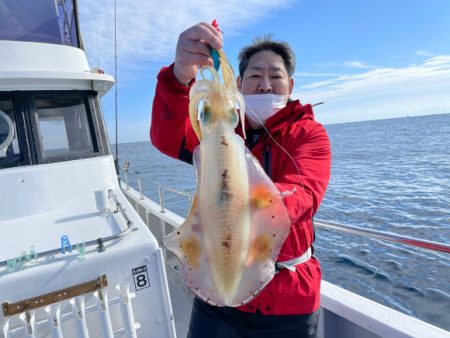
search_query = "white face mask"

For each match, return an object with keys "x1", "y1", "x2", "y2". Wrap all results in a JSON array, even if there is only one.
[{"x1": 244, "y1": 94, "x2": 288, "y2": 129}]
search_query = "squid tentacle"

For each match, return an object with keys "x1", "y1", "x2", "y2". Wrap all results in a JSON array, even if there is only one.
[{"x1": 189, "y1": 52, "x2": 246, "y2": 141}]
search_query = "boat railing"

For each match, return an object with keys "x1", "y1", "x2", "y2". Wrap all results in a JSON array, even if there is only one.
[
  {"x1": 313, "y1": 219, "x2": 449, "y2": 254},
  {"x1": 120, "y1": 166, "x2": 450, "y2": 255},
  {"x1": 121, "y1": 161, "x2": 194, "y2": 212},
  {"x1": 0, "y1": 190, "x2": 134, "y2": 270}
]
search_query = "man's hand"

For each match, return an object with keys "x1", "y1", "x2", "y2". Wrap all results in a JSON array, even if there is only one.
[{"x1": 173, "y1": 22, "x2": 223, "y2": 85}]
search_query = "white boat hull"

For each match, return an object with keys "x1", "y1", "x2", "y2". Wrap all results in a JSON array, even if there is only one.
[{"x1": 0, "y1": 157, "x2": 176, "y2": 338}]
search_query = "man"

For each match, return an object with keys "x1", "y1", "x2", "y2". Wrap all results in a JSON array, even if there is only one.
[{"x1": 151, "y1": 22, "x2": 331, "y2": 338}]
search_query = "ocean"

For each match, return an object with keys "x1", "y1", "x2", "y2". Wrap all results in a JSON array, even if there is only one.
[{"x1": 117, "y1": 113, "x2": 450, "y2": 331}]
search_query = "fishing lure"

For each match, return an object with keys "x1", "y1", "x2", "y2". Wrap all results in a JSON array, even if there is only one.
[{"x1": 210, "y1": 19, "x2": 221, "y2": 71}]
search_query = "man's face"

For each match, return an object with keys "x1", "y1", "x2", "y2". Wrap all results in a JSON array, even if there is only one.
[{"x1": 237, "y1": 50, "x2": 294, "y2": 96}]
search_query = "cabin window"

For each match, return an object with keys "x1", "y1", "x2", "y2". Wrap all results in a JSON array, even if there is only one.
[
  {"x1": 0, "y1": 99, "x2": 21, "y2": 162},
  {"x1": 35, "y1": 97, "x2": 95, "y2": 159},
  {"x1": 0, "y1": 91, "x2": 108, "y2": 168}
]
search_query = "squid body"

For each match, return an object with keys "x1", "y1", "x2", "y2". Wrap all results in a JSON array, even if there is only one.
[{"x1": 163, "y1": 50, "x2": 291, "y2": 307}]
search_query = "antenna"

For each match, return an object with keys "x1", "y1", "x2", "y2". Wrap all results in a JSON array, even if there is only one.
[
  {"x1": 96, "y1": 28, "x2": 99, "y2": 68},
  {"x1": 114, "y1": 0, "x2": 119, "y2": 175}
]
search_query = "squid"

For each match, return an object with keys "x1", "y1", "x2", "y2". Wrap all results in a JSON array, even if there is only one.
[{"x1": 163, "y1": 50, "x2": 291, "y2": 307}]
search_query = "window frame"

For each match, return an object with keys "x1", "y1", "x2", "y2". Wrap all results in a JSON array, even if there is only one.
[
  {"x1": 0, "y1": 90, "x2": 109, "y2": 169},
  {"x1": 0, "y1": 93, "x2": 33, "y2": 168}
]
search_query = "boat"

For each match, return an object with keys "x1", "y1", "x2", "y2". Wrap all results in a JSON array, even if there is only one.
[
  {"x1": 1, "y1": 1, "x2": 449, "y2": 337},
  {"x1": 0, "y1": 1, "x2": 175, "y2": 337}
]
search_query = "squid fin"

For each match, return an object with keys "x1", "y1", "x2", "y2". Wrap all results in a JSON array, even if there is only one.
[
  {"x1": 230, "y1": 148, "x2": 291, "y2": 305},
  {"x1": 163, "y1": 193, "x2": 220, "y2": 304}
]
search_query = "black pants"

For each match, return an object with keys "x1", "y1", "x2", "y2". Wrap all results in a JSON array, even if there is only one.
[{"x1": 187, "y1": 298, "x2": 320, "y2": 338}]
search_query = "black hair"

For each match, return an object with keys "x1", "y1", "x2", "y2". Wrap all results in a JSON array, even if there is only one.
[{"x1": 238, "y1": 36, "x2": 296, "y2": 78}]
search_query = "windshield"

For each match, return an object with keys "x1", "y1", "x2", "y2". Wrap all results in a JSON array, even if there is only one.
[{"x1": 0, "y1": 0, "x2": 80, "y2": 47}]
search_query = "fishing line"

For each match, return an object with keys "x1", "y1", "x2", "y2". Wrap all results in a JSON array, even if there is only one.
[
  {"x1": 244, "y1": 102, "x2": 325, "y2": 262},
  {"x1": 245, "y1": 101, "x2": 324, "y2": 190},
  {"x1": 244, "y1": 103, "x2": 302, "y2": 181}
]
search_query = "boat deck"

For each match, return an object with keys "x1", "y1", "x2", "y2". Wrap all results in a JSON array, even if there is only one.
[{"x1": 166, "y1": 258, "x2": 194, "y2": 337}]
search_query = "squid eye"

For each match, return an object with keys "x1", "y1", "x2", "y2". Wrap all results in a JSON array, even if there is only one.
[
  {"x1": 228, "y1": 108, "x2": 238, "y2": 124},
  {"x1": 200, "y1": 105, "x2": 211, "y2": 122}
]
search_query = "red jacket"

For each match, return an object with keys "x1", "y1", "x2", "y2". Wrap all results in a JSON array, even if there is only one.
[{"x1": 150, "y1": 64, "x2": 331, "y2": 315}]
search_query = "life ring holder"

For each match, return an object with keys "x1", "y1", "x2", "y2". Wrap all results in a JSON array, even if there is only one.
[{"x1": 0, "y1": 110, "x2": 14, "y2": 157}]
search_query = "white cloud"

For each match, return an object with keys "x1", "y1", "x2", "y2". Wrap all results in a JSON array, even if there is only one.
[
  {"x1": 78, "y1": 0, "x2": 296, "y2": 76},
  {"x1": 344, "y1": 60, "x2": 372, "y2": 69},
  {"x1": 294, "y1": 55, "x2": 450, "y2": 124},
  {"x1": 415, "y1": 49, "x2": 434, "y2": 57},
  {"x1": 294, "y1": 71, "x2": 344, "y2": 78},
  {"x1": 312, "y1": 60, "x2": 373, "y2": 70}
]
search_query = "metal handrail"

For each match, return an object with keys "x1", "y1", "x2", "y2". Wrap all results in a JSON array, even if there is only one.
[
  {"x1": 121, "y1": 167, "x2": 193, "y2": 197},
  {"x1": 314, "y1": 219, "x2": 450, "y2": 254},
  {"x1": 120, "y1": 165, "x2": 450, "y2": 255},
  {"x1": 0, "y1": 189, "x2": 134, "y2": 269},
  {"x1": 120, "y1": 164, "x2": 193, "y2": 212}
]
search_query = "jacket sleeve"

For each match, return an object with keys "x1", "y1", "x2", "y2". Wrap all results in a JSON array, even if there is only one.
[
  {"x1": 150, "y1": 63, "x2": 199, "y2": 164},
  {"x1": 274, "y1": 117, "x2": 331, "y2": 224}
]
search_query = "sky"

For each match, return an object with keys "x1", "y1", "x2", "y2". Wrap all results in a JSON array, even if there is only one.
[{"x1": 78, "y1": 0, "x2": 450, "y2": 144}]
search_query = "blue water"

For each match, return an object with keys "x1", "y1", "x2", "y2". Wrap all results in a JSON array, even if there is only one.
[{"x1": 118, "y1": 113, "x2": 450, "y2": 331}]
